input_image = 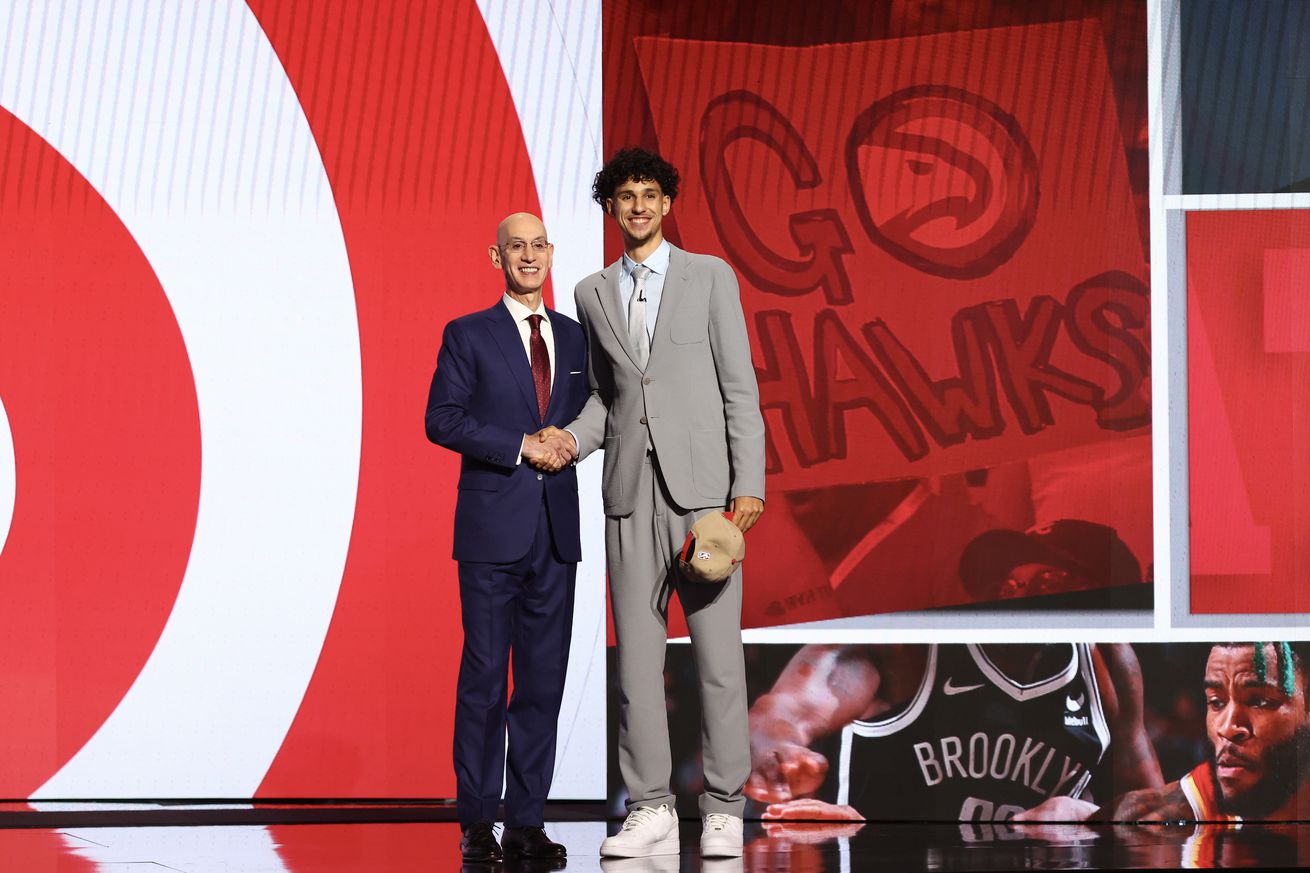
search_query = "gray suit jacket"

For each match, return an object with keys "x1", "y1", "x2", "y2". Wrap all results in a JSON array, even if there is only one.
[{"x1": 569, "y1": 244, "x2": 766, "y2": 517}]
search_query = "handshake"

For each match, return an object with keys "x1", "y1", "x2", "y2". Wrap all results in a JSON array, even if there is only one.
[{"x1": 522, "y1": 426, "x2": 577, "y2": 473}]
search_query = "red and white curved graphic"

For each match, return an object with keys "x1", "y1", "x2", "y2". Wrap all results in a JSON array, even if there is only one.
[
  {"x1": 1, "y1": 1, "x2": 360, "y2": 797},
  {"x1": 0, "y1": 0, "x2": 605, "y2": 800},
  {"x1": 0, "y1": 101, "x2": 203, "y2": 796}
]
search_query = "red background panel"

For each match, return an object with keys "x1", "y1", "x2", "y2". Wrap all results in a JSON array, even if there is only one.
[{"x1": 1189, "y1": 210, "x2": 1310, "y2": 613}]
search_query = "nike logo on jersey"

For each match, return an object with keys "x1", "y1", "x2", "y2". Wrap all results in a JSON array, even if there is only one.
[{"x1": 943, "y1": 678, "x2": 986, "y2": 695}]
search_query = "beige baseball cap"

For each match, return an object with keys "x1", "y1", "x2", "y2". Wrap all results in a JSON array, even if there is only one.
[{"x1": 678, "y1": 512, "x2": 745, "y2": 584}]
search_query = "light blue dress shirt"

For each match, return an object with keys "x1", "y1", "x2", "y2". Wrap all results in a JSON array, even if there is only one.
[{"x1": 620, "y1": 239, "x2": 670, "y2": 341}]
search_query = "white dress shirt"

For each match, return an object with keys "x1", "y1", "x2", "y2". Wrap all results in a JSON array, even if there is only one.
[
  {"x1": 620, "y1": 239, "x2": 671, "y2": 340},
  {"x1": 502, "y1": 292, "x2": 555, "y2": 381},
  {"x1": 503, "y1": 293, "x2": 555, "y2": 465}
]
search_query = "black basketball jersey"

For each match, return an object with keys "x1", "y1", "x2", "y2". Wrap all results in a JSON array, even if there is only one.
[{"x1": 837, "y1": 643, "x2": 1109, "y2": 822}]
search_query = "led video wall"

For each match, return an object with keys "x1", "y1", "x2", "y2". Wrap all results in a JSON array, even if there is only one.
[{"x1": 0, "y1": 0, "x2": 1307, "y2": 823}]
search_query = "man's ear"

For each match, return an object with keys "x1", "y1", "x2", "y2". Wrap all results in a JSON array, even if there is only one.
[{"x1": 488, "y1": 244, "x2": 502, "y2": 268}]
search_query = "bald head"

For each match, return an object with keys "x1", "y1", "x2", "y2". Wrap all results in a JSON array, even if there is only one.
[
  {"x1": 496, "y1": 212, "x2": 547, "y2": 247},
  {"x1": 490, "y1": 212, "x2": 552, "y2": 303}
]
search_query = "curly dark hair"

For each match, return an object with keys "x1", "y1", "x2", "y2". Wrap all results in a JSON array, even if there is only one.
[{"x1": 591, "y1": 147, "x2": 680, "y2": 210}]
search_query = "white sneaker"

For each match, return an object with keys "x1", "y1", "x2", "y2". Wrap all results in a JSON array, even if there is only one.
[
  {"x1": 600, "y1": 803, "x2": 680, "y2": 858},
  {"x1": 700, "y1": 813, "x2": 743, "y2": 857}
]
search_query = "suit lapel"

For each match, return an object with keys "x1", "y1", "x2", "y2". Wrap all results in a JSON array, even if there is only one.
[
  {"x1": 595, "y1": 260, "x2": 643, "y2": 370},
  {"x1": 648, "y1": 244, "x2": 685, "y2": 366},
  {"x1": 485, "y1": 303, "x2": 541, "y2": 422}
]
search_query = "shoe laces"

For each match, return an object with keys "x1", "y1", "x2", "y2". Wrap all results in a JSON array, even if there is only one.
[
  {"x1": 705, "y1": 813, "x2": 734, "y2": 832},
  {"x1": 621, "y1": 805, "x2": 667, "y2": 830}
]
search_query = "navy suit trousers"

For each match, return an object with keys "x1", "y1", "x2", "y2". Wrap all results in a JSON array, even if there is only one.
[{"x1": 453, "y1": 498, "x2": 576, "y2": 828}]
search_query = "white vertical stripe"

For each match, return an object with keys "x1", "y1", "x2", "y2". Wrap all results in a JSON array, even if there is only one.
[
  {"x1": 0, "y1": 396, "x2": 13, "y2": 559},
  {"x1": 1079, "y1": 644, "x2": 1112, "y2": 761},
  {"x1": 836, "y1": 724, "x2": 853, "y2": 806},
  {"x1": 1, "y1": 1, "x2": 360, "y2": 797},
  {"x1": 1147, "y1": 0, "x2": 1179, "y2": 627},
  {"x1": 476, "y1": 0, "x2": 606, "y2": 798}
]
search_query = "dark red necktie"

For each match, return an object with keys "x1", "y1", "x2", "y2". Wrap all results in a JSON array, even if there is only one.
[{"x1": 527, "y1": 314, "x2": 551, "y2": 420}]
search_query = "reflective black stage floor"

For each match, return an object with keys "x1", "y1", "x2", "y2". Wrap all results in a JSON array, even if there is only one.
[{"x1": 2, "y1": 809, "x2": 1308, "y2": 870}]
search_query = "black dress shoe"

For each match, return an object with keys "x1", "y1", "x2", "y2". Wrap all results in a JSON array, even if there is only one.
[
  {"x1": 460, "y1": 821, "x2": 503, "y2": 862},
  {"x1": 501, "y1": 826, "x2": 567, "y2": 859}
]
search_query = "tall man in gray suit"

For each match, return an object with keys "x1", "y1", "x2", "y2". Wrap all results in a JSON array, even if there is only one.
[{"x1": 541, "y1": 147, "x2": 765, "y2": 858}]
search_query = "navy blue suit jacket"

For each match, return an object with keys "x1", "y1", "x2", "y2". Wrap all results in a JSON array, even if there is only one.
[{"x1": 426, "y1": 301, "x2": 588, "y2": 564}]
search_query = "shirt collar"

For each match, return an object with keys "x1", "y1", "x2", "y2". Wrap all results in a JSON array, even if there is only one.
[
  {"x1": 502, "y1": 292, "x2": 548, "y2": 324},
  {"x1": 622, "y1": 239, "x2": 671, "y2": 279}
]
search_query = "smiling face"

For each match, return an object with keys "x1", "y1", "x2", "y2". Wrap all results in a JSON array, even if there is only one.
[
  {"x1": 1204, "y1": 644, "x2": 1310, "y2": 817},
  {"x1": 489, "y1": 213, "x2": 552, "y2": 301},
  {"x1": 607, "y1": 177, "x2": 670, "y2": 254}
]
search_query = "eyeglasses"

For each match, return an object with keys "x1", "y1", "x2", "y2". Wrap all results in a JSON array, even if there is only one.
[{"x1": 501, "y1": 239, "x2": 551, "y2": 255}]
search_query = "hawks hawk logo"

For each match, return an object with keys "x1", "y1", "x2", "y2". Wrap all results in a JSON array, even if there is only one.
[{"x1": 845, "y1": 85, "x2": 1039, "y2": 280}]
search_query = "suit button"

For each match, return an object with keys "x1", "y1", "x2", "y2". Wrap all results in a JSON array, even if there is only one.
[
  {"x1": 642, "y1": 376, "x2": 652, "y2": 385},
  {"x1": 639, "y1": 416, "x2": 648, "y2": 425},
  {"x1": 537, "y1": 472, "x2": 544, "y2": 481}
]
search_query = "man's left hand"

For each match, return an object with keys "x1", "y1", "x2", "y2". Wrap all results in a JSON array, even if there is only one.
[{"x1": 730, "y1": 496, "x2": 764, "y2": 532}]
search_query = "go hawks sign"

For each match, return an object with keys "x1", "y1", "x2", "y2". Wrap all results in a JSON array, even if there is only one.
[{"x1": 638, "y1": 20, "x2": 1150, "y2": 489}]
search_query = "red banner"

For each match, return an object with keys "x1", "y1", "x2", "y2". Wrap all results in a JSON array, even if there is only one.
[{"x1": 635, "y1": 20, "x2": 1149, "y2": 490}]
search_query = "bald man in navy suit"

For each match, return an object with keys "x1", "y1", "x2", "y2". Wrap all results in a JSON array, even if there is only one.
[{"x1": 425, "y1": 213, "x2": 587, "y2": 863}]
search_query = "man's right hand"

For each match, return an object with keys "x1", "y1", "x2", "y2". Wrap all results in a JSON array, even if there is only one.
[
  {"x1": 746, "y1": 740, "x2": 830, "y2": 803},
  {"x1": 522, "y1": 427, "x2": 577, "y2": 472}
]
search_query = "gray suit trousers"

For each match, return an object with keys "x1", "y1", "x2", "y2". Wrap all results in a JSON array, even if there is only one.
[{"x1": 606, "y1": 451, "x2": 749, "y2": 817}]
